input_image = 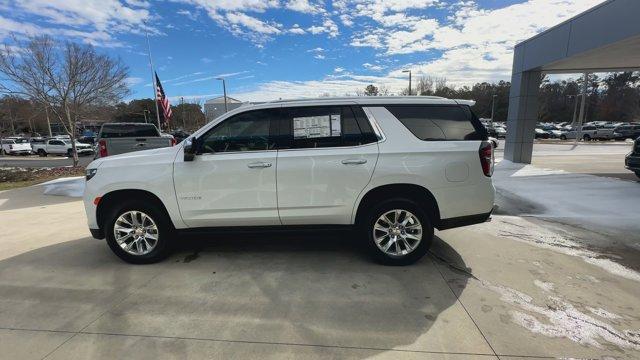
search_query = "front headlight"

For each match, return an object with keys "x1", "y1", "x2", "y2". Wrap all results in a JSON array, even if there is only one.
[{"x1": 85, "y1": 168, "x2": 98, "y2": 181}]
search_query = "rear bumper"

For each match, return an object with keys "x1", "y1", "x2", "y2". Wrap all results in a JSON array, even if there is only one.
[{"x1": 437, "y1": 211, "x2": 492, "y2": 231}]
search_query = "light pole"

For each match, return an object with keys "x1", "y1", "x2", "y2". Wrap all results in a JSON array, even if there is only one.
[
  {"x1": 402, "y1": 70, "x2": 412, "y2": 95},
  {"x1": 216, "y1": 77, "x2": 228, "y2": 113},
  {"x1": 490, "y1": 94, "x2": 497, "y2": 127},
  {"x1": 180, "y1": 96, "x2": 186, "y2": 129}
]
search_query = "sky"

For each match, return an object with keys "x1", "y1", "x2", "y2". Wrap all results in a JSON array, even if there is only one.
[{"x1": 0, "y1": 0, "x2": 606, "y2": 103}]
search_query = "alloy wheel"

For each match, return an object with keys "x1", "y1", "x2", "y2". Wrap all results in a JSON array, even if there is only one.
[
  {"x1": 113, "y1": 210, "x2": 159, "y2": 256},
  {"x1": 373, "y1": 209, "x2": 423, "y2": 257}
]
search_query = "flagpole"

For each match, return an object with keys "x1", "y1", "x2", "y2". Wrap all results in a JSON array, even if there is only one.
[{"x1": 143, "y1": 22, "x2": 162, "y2": 131}]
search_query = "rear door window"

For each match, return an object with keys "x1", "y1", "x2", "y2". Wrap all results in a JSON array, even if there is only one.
[
  {"x1": 385, "y1": 105, "x2": 485, "y2": 141},
  {"x1": 280, "y1": 106, "x2": 378, "y2": 149}
]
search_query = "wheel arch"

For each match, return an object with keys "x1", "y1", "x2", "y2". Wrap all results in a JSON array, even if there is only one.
[
  {"x1": 96, "y1": 189, "x2": 175, "y2": 232},
  {"x1": 353, "y1": 184, "x2": 441, "y2": 229}
]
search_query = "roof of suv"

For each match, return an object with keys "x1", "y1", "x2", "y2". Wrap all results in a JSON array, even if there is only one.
[{"x1": 263, "y1": 96, "x2": 460, "y2": 107}]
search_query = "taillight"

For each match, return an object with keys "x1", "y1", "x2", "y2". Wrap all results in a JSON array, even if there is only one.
[
  {"x1": 98, "y1": 139, "x2": 108, "y2": 158},
  {"x1": 170, "y1": 138, "x2": 176, "y2": 146},
  {"x1": 479, "y1": 141, "x2": 494, "y2": 177}
]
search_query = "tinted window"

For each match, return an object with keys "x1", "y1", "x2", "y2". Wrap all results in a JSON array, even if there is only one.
[
  {"x1": 281, "y1": 106, "x2": 377, "y2": 149},
  {"x1": 100, "y1": 124, "x2": 159, "y2": 138},
  {"x1": 200, "y1": 109, "x2": 277, "y2": 153},
  {"x1": 49, "y1": 140, "x2": 64, "y2": 145},
  {"x1": 386, "y1": 105, "x2": 483, "y2": 141}
]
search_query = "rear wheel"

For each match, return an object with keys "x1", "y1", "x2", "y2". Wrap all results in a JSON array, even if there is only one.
[
  {"x1": 363, "y1": 199, "x2": 433, "y2": 266},
  {"x1": 560, "y1": 135, "x2": 567, "y2": 140},
  {"x1": 37, "y1": 149, "x2": 47, "y2": 157},
  {"x1": 104, "y1": 200, "x2": 174, "y2": 264}
]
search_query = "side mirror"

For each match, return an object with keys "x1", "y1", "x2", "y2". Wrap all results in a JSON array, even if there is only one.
[{"x1": 183, "y1": 137, "x2": 197, "y2": 162}]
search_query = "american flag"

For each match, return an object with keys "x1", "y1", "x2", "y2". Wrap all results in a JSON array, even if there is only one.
[{"x1": 155, "y1": 72, "x2": 172, "y2": 126}]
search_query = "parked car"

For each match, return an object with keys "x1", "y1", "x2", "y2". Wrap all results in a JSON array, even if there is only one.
[
  {"x1": 614, "y1": 124, "x2": 640, "y2": 140},
  {"x1": 32, "y1": 138, "x2": 93, "y2": 157},
  {"x1": 559, "y1": 125, "x2": 598, "y2": 141},
  {"x1": 625, "y1": 137, "x2": 640, "y2": 179},
  {"x1": 494, "y1": 126, "x2": 507, "y2": 138},
  {"x1": 95, "y1": 123, "x2": 175, "y2": 159},
  {"x1": 1, "y1": 138, "x2": 32, "y2": 155},
  {"x1": 534, "y1": 128, "x2": 550, "y2": 139},
  {"x1": 84, "y1": 97, "x2": 495, "y2": 265}
]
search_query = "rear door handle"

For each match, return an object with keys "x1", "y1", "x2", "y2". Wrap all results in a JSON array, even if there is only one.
[
  {"x1": 247, "y1": 162, "x2": 272, "y2": 169},
  {"x1": 341, "y1": 159, "x2": 367, "y2": 165}
]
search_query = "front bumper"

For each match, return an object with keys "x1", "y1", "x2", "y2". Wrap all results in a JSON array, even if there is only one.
[{"x1": 625, "y1": 153, "x2": 640, "y2": 171}]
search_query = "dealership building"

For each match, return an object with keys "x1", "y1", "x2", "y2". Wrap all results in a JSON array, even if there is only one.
[{"x1": 505, "y1": 0, "x2": 640, "y2": 163}]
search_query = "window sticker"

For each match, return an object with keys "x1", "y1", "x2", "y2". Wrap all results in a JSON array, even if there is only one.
[
  {"x1": 330, "y1": 114, "x2": 341, "y2": 136},
  {"x1": 293, "y1": 114, "x2": 341, "y2": 139}
]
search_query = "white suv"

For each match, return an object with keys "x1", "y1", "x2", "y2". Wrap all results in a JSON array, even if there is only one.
[{"x1": 83, "y1": 97, "x2": 495, "y2": 265}]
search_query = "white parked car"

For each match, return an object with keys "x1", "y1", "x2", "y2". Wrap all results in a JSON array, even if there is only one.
[
  {"x1": 84, "y1": 97, "x2": 495, "y2": 265},
  {"x1": 32, "y1": 138, "x2": 93, "y2": 157},
  {"x1": 0, "y1": 138, "x2": 32, "y2": 155}
]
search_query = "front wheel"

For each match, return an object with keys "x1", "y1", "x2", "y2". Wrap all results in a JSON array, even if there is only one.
[
  {"x1": 583, "y1": 134, "x2": 591, "y2": 141},
  {"x1": 363, "y1": 199, "x2": 433, "y2": 266},
  {"x1": 37, "y1": 149, "x2": 47, "y2": 157},
  {"x1": 105, "y1": 200, "x2": 174, "y2": 264},
  {"x1": 560, "y1": 135, "x2": 567, "y2": 140}
]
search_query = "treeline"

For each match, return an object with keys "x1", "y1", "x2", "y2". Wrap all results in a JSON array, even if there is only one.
[
  {"x1": 360, "y1": 72, "x2": 640, "y2": 123},
  {"x1": 0, "y1": 96, "x2": 206, "y2": 136}
]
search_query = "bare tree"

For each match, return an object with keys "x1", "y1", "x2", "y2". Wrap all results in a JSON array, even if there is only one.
[
  {"x1": 0, "y1": 36, "x2": 129, "y2": 166},
  {"x1": 378, "y1": 85, "x2": 390, "y2": 96},
  {"x1": 415, "y1": 76, "x2": 434, "y2": 96}
]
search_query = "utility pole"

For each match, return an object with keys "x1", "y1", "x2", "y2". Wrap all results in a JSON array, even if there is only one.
[
  {"x1": 575, "y1": 72, "x2": 589, "y2": 145},
  {"x1": 490, "y1": 94, "x2": 497, "y2": 127},
  {"x1": 402, "y1": 70, "x2": 412, "y2": 95},
  {"x1": 44, "y1": 103, "x2": 52, "y2": 137},
  {"x1": 216, "y1": 77, "x2": 228, "y2": 112}
]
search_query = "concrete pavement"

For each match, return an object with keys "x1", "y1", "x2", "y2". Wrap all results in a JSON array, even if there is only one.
[{"x1": 0, "y1": 184, "x2": 639, "y2": 359}]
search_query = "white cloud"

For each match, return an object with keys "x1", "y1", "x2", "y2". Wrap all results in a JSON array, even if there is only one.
[
  {"x1": 363, "y1": 62, "x2": 385, "y2": 72},
  {"x1": 306, "y1": 47, "x2": 324, "y2": 53},
  {"x1": 226, "y1": 12, "x2": 281, "y2": 35},
  {"x1": 0, "y1": 0, "x2": 158, "y2": 47},
  {"x1": 307, "y1": 18, "x2": 339, "y2": 37},
  {"x1": 201, "y1": 57, "x2": 213, "y2": 63},
  {"x1": 173, "y1": 71, "x2": 251, "y2": 86},
  {"x1": 334, "y1": 67, "x2": 345, "y2": 73},
  {"x1": 313, "y1": 54, "x2": 325, "y2": 60},
  {"x1": 125, "y1": 76, "x2": 144, "y2": 86},
  {"x1": 288, "y1": 24, "x2": 305, "y2": 34},
  {"x1": 285, "y1": 0, "x2": 324, "y2": 14}
]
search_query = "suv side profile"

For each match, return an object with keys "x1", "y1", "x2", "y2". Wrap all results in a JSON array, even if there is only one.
[{"x1": 83, "y1": 97, "x2": 495, "y2": 265}]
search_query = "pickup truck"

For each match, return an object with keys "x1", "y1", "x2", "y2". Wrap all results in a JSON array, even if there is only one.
[
  {"x1": 1, "y1": 138, "x2": 32, "y2": 155},
  {"x1": 95, "y1": 123, "x2": 175, "y2": 159},
  {"x1": 32, "y1": 138, "x2": 93, "y2": 157}
]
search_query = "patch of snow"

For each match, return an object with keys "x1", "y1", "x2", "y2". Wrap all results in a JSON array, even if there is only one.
[
  {"x1": 40, "y1": 176, "x2": 84, "y2": 198},
  {"x1": 477, "y1": 216, "x2": 640, "y2": 283},
  {"x1": 533, "y1": 280, "x2": 554, "y2": 292},
  {"x1": 484, "y1": 282, "x2": 640, "y2": 351},
  {"x1": 587, "y1": 307, "x2": 622, "y2": 320}
]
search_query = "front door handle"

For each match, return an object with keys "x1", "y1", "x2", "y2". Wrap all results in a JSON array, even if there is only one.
[
  {"x1": 341, "y1": 159, "x2": 367, "y2": 165},
  {"x1": 247, "y1": 162, "x2": 272, "y2": 169}
]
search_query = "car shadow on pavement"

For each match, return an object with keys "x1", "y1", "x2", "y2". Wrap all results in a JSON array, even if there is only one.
[{"x1": 0, "y1": 233, "x2": 475, "y2": 358}]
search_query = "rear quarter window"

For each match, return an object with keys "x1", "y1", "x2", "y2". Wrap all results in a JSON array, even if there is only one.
[
  {"x1": 385, "y1": 105, "x2": 485, "y2": 141},
  {"x1": 100, "y1": 124, "x2": 159, "y2": 138}
]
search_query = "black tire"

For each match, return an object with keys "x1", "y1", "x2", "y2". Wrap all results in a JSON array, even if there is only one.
[
  {"x1": 362, "y1": 198, "x2": 434, "y2": 266},
  {"x1": 37, "y1": 149, "x2": 47, "y2": 157},
  {"x1": 560, "y1": 135, "x2": 567, "y2": 140},
  {"x1": 104, "y1": 200, "x2": 174, "y2": 264},
  {"x1": 583, "y1": 134, "x2": 591, "y2": 141},
  {"x1": 66, "y1": 148, "x2": 73, "y2": 157}
]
